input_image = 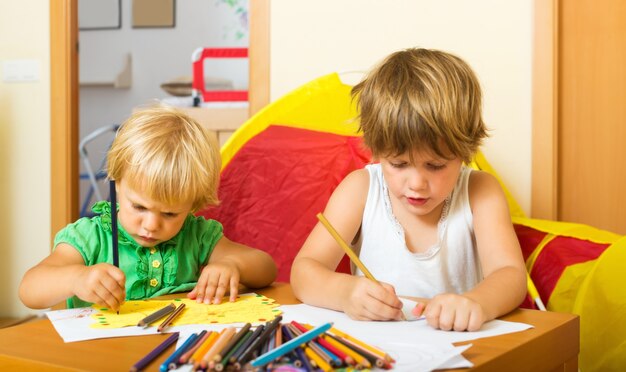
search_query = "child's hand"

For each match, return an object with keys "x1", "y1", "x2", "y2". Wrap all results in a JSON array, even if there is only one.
[
  {"x1": 73, "y1": 263, "x2": 126, "y2": 311},
  {"x1": 420, "y1": 293, "x2": 486, "y2": 331},
  {"x1": 188, "y1": 261, "x2": 240, "y2": 304},
  {"x1": 341, "y1": 277, "x2": 404, "y2": 321}
]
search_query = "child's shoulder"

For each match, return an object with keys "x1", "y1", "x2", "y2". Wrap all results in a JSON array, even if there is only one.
[
  {"x1": 341, "y1": 167, "x2": 371, "y2": 189},
  {"x1": 467, "y1": 169, "x2": 507, "y2": 205}
]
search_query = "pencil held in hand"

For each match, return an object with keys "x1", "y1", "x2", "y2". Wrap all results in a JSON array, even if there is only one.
[
  {"x1": 316, "y1": 213, "x2": 379, "y2": 283},
  {"x1": 317, "y1": 213, "x2": 407, "y2": 321}
]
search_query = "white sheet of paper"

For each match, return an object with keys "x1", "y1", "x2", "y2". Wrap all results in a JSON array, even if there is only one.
[{"x1": 400, "y1": 297, "x2": 424, "y2": 321}]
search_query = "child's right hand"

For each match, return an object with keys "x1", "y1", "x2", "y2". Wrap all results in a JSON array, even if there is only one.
[
  {"x1": 341, "y1": 276, "x2": 404, "y2": 321},
  {"x1": 72, "y1": 263, "x2": 126, "y2": 311}
]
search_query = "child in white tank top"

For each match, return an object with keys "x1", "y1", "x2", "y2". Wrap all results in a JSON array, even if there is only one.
[{"x1": 291, "y1": 48, "x2": 527, "y2": 332}]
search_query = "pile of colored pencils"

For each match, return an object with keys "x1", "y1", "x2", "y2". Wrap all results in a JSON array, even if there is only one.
[{"x1": 150, "y1": 317, "x2": 395, "y2": 371}]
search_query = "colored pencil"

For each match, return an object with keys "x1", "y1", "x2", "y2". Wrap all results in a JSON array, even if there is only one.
[
  {"x1": 159, "y1": 332, "x2": 199, "y2": 372},
  {"x1": 304, "y1": 345, "x2": 333, "y2": 372},
  {"x1": 110, "y1": 180, "x2": 120, "y2": 314},
  {"x1": 157, "y1": 303, "x2": 186, "y2": 332},
  {"x1": 110, "y1": 180, "x2": 119, "y2": 268},
  {"x1": 130, "y1": 332, "x2": 179, "y2": 372},
  {"x1": 282, "y1": 323, "x2": 314, "y2": 371},
  {"x1": 316, "y1": 335, "x2": 354, "y2": 366},
  {"x1": 178, "y1": 330, "x2": 209, "y2": 364},
  {"x1": 330, "y1": 326, "x2": 395, "y2": 362},
  {"x1": 231, "y1": 325, "x2": 265, "y2": 368},
  {"x1": 317, "y1": 213, "x2": 407, "y2": 320},
  {"x1": 328, "y1": 333, "x2": 388, "y2": 369},
  {"x1": 316, "y1": 342, "x2": 344, "y2": 368},
  {"x1": 316, "y1": 213, "x2": 379, "y2": 283},
  {"x1": 190, "y1": 330, "x2": 218, "y2": 366},
  {"x1": 215, "y1": 330, "x2": 252, "y2": 371},
  {"x1": 214, "y1": 323, "x2": 251, "y2": 363},
  {"x1": 286, "y1": 323, "x2": 334, "y2": 368},
  {"x1": 200, "y1": 326, "x2": 236, "y2": 369},
  {"x1": 237, "y1": 315, "x2": 283, "y2": 364},
  {"x1": 323, "y1": 333, "x2": 371, "y2": 369},
  {"x1": 249, "y1": 322, "x2": 333, "y2": 368},
  {"x1": 291, "y1": 321, "x2": 347, "y2": 367},
  {"x1": 137, "y1": 303, "x2": 177, "y2": 328}
]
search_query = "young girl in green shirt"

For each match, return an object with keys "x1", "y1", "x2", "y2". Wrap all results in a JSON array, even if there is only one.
[{"x1": 19, "y1": 105, "x2": 277, "y2": 310}]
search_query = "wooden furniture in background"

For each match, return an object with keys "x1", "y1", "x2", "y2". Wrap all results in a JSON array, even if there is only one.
[
  {"x1": 179, "y1": 106, "x2": 248, "y2": 146},
  {"x1": 0, "y1": 283, "x2": 579, "y2": 371},
  {"x1": 533, "y1": 0, "x2": 626, "y2": 234}
]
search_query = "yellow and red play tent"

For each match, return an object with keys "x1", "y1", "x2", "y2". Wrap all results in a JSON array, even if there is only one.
[{"x1": 197, "y1": 73, "x2": 626, "y2": 371}]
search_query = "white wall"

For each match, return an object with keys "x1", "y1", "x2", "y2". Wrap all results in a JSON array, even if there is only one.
[
  {"x1": 269, "y1": 0, "x2": 533, "y2": 214},
  {"x1": 78, "y1": 0, "x2": 248, "y2": 208},
  {"x1": 0, "y1": 0, "x2": 51, "y2": 317}
]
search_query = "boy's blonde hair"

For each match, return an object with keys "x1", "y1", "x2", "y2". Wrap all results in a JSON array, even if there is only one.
[
  {"x1": 352, "y1": 48, "x2": 488, "y2": 163},
  {"x1": 107, "y1": 104, "x2": 220, "y2": 212}
]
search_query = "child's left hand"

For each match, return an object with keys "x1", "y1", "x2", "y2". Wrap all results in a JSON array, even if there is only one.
[
  {"x1": 415, "y1": 293, "x2": 486, "y2": 331},
  {"x1": 187, "y1": 261, "x2": 240, "y2": 304}
]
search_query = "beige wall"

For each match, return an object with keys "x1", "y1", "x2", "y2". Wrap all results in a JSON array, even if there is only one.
[
  {"x1": 0, "y1": 0, "x2": 51, "y2": 317},
  {"x1": 269, "y1": 0, "x2": 533, "y2": 215}
]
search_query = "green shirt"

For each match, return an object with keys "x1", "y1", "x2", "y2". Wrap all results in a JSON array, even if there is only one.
[{"x1": 54, "y1": 201, "x2": 223, "y2": 308}]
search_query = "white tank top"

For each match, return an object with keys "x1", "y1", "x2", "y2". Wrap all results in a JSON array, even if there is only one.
[{"x1": 354, "y1": 164, "x2": 482, "y2": 298}]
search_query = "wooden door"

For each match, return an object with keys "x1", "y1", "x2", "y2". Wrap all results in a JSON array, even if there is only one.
[
  {"x1": 533, "y1": 0, "x2": 626, "y2": 234},
  {"x1": 559, "y1": 0, "x2": 626, "y2": 234}
]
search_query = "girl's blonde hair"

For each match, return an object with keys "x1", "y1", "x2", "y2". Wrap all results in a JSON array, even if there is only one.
[
  {"x1": 107, "y1": 104, "x2": 220, "y2": 212},
  {"x1": 352, "y1": 48, "x2": 488, "y2": 163}
]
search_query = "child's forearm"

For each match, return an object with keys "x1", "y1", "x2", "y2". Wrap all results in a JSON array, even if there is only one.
[
  {"x1": 19, "y1": 264, "x2": 84, "y2": 309},
  {"x1": 464, "y1": 265, "x2": 527, "y2": 320},
  {"x1": 291, "y1": 257, "x2": 354, "y2": 312},
  {"x1": 218, "y1": 250, "x2": 277, "y2": 289}
]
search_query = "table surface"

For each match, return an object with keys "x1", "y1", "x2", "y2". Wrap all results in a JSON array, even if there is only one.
[{"x1": 0, "y1": 283, "x2": 579, "y2": 371}]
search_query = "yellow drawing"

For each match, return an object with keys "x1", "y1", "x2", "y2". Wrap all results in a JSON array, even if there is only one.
[{"x1": 90, "y1": 293, "x2": 281, "y2": 329}]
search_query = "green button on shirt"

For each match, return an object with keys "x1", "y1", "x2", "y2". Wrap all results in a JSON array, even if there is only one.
[{"x1": 54, "y1": 201, "x2": 224, "y2": 308}]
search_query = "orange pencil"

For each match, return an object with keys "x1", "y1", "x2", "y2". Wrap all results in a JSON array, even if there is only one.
[
  {"x1": 191, "y1": 331, "x2": 219, "y2": 369},
  {"x1": 179, "y1": 330, "x2": 211, "y2": 364},
  {"x1": 201, "y1": 326, "x2": 236, "y2": 369}
]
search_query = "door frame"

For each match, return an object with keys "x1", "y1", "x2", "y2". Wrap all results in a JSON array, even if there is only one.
[
  {"x1": 532, "y1": 0, "x2": 558, "y2": 220},
  {"x1": 50, "y1": 0, "x2": 79, "y2": 245}
]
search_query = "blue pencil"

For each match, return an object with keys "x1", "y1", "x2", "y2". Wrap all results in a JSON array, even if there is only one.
[
  {"x1": 159, "y1": 332, "x2": 199, "y2": 372},
  {"x1": 109, "y1": 180, "x2": 119, "y2": 268},
  {"x1": 130, "y1": 332, "x2": 179, "y2": 372},
  {"x1": 249, "y1": 322, "x2": 333, "y2": 368}
]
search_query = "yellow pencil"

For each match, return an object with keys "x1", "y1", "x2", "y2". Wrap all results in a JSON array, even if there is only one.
[
  {"x1": 322, "y1": 334, "x2": 371, "y2": 369},
  {"x1": 317, "y1": 213, "x2": 407, "y2": 320},
  {"x1": 316, "y1": 213, "x2": 378, "y2": 283},
  {"x1": 330, "y1": 326, "x2": 395, "y2": 363},
  {"x1": 304, "y1": 345, "x2": 333, "y2": 372}
]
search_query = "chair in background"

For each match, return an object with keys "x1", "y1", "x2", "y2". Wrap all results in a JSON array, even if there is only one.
[
  {"x1": 79, "y1": 124, "x2": 119, "y2": 217},
  {"x1": 196, "y1": 73, "x2": 626, "y2": 371}
]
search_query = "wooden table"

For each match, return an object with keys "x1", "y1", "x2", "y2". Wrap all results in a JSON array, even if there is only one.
[{"x1": 0, "y1": 283, "x2": 578, "y2": 371}]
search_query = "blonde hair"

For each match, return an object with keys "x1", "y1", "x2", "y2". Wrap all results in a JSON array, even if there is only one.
[
  {"x1": 352, "y1": 48, "x2": 488, "y2": 163},
  {"x1": 107, "y1": 104, "x2": 221, "y2": 212}
]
